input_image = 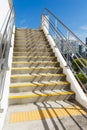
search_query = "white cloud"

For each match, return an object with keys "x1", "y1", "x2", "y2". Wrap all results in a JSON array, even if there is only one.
[
  {"x1": 19, "y1": 19, "x2": 28, "y2": 28},
  {"x1": 80, "y1": 25, "x2": 87, "y2": 31},
  {"x1": 75, "y1": 32, "x2": 87, "y2": 42}
]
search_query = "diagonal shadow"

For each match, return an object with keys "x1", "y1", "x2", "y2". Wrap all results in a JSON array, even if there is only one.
[
  {"x1": 46, "y1": 102, "x2": 66, "y2": 130},
  {"x1": 35, "y1": 102, "x2": 50, "y2": 130},
  {"x1": 56, "y1": 101, "x2": 84, "y2": 130},
  {"x1": 66, "y1": 100, "x2": 87, "y2": 119}
]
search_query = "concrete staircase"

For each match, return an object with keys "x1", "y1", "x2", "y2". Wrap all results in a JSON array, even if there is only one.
[
  {"x1": 9, "y1": 28, "x2": 75, "y2": 105},
  {"x1": 3, "y1": 28, "x2": 87, "y2": 130}
]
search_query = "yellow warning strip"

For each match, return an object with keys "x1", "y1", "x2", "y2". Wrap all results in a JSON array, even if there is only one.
[
  {"x1": 12, "y1": 61, "x2": 58, "y2": 64},
  {"x1": 10, "y1": 83, "x2": 37, "y2": 88},
  {"x1": 13, "y1": 56, "x2": 55, "y2": 58},
  {"x1": 14, "y1": 52, "x2": 50, "y2": 54},
  {"x1": 12, "y1": 67, "x2": 60, "y2": 70},
  {"x1": 10, "y1": 81, "x2": 69, "y2": 88},
  {"x1": 9, "y1": 91, "x2": 74, "y2": 99},
  {"x1": 11, "y1": 74, "x2": 65, "y2": 78},
  {"x1": 10, "y1": 106, "x2": 86, "y2": 123}
]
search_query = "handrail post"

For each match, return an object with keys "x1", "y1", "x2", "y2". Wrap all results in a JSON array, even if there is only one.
[
  {"x1": 41, "y1": 14, "x2": 49, "y2": 32},
  {"x1": 66, "y1": 31, "x2": 69, "y2": 66}
]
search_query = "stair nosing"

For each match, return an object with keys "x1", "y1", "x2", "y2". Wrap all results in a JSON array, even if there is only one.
[
  {"x1": 12, "y1": 61, "x2": 58, "y2": 64},
  {"x1": 11, "y1": 73, "x2": 66, "y2": 78},
  {"x1": 9, "y1": 90, "x2": 74, "y2": 99},
  {"x1": 11, "y1": 67, "x2": 61, "y2": 70},
  {"x1": 10, "y1": 81, "x2": 70, "y2": 88}
]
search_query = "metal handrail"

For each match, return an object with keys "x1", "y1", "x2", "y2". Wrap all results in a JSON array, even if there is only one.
[
  {"x1": 43, "y1": 8, "x2": 87, "y2": 49},
  {"x1": 0, "y1": 6, "x2": 15, "y2": 101},
  {"x1": 42, "y1": 8, "x2": 87, "y2": 92}
]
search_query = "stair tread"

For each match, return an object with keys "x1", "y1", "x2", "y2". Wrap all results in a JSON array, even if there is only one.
[
  {"x1": 14, "y1": 52, "x2": 51, "y2": 53},
  {"x1": 13, "y1": 56, "x2": 55, "y2": 58},
  {"x1": 12, "y1": 61, "x2": 58, "y2": 63},
  {"x1": 9, "y1": 90, "x2": 74, "y2": 98},
  {"x1": 12, "y1": 67, "x2": 61, "y2": 70},
  {"x1": 11, "y1": 73, "x2": 66, "y2": 78},
  {"x1": 10, "y1": 81, "x2": 70, "y2": 88}
]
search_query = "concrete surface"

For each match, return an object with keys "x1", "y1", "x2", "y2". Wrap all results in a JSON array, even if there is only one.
[{"x1": 3, "y1": 101, "x2": 87, "y2": 130}]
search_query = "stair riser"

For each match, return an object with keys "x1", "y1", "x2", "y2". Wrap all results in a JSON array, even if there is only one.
[
  {"x1": 15, "y1": 40, "x2": 47, "y2": 43},
  {"x1": 12, "y1": 62, "x2": 59, "y2": 67},
  {"x1": 14, "y1": 45, "x2": 50, "y2": 49},
  {"x1": 13, "y1": 57, "x2": 57, "y2": 62},
  {"x1": 15, "y1": 32, "x2": 44, "y2": 35},
  {"x1": 10, "y1": 84, "x2": 70, "y2": 93},
  {"x1": 13, "y1": 52, "x2": 54, "y2": 56},
  {"x1": 14, "y1": 43, "x2": 49, "y2": 47},
  {"x1": 15, "y1": 37, "x2": 46, "y2": 40},
  {"x1": 15, "y1": 34, "x2": 44, "y2": 37},
  {"x1": 11, "y1": 68, "x2": 62, "y2": 75},
  {"x1": 9, "y1": 94, "x2": 72, "y2": 105},
  {"x1": 14, "y1": 48, "x2": 52, "y2": 52},
  {"x1": 14, "y1": 46, "x2": 51, "y2": 50},
  {"x1": 11, "y1": 76, "x2": 66, "y2": 83},
  {"x1": 14, "y1": 40, "x2": 47, "y2": 44},
  {"x1": 15, "y1": 39, "x2": 46, "y2": 41}
]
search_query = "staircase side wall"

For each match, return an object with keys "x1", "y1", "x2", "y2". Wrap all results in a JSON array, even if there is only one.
[
  {"x1": 0, "y1": 0, "x2": 12, "y2": 35},
  {"x1": 0, "y1": 26, "x2": 15, "y2": 130}
]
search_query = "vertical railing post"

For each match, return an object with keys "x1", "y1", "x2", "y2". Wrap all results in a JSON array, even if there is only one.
[
  {"x1": 66, "y1": 31, "x2": 69, "y2": 65},
  {"x1": 54, "y1": 19, "x2": 57, "y2": 40},
  {"x1": 41, "y1": 14, "x2": 49, "y2": 32}
]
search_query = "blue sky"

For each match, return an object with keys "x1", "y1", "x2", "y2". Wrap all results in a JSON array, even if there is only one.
[{"x1": 13, "y1": 0, "x2": 87, "y2": 42}]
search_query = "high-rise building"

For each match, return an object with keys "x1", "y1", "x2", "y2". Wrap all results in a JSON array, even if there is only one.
[
  {"x1": 85, "y1": 37, "x2": 87, "y2": 57},
  {"x1": 86, "y1": 37, "x2": 87, "y2": 45}
]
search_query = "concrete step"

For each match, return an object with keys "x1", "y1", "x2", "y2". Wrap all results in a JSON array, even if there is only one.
[
  {"x1": 13, "y1": 56, "x2": 57, "y2": 62},
  {"x1": 15, "y1": 33, "x2": 44, "y2": 37},
  {"x1": 15, "y1": 33, "x2": 46, "y2": 38},
  {"x1": 15, "y1": 30, "x2": 42, "y2": 33},
  {"x1": 9, "y1": 90, "x2": 74, "y2": 105},
  {"x1": 14, "y1": 45, "x2": 51, "y2": 50},
  {"x1": 15, "y1": 29, "x2": 43, "y2": 34},
  {"x1": 14, "y1": 42, "x2": 49, "y2": 46},
  {"x1": 15, "y1": 35, "x2": 46, "y2": 39},
  {"x1": 16, "y1": 46, "x2": 50, "y2": 50},
  {"x1": 11, "y1": 67, "x2": 63, "y2": 74},
  {"x1": 10, "y1": 81, "x2": 70, "y2": 93},
  {"x1": 15, "y1": 30, "x2": 43, "y2": 33},
  {"x1": 11, "y1": 73, "x2": 66, "y2": 83},
  {"x1": 12, "y1": 61, "x2": 60, "y2": 67},
  {"x1": 14, "y1": 38, "x2": 47, "y2": 42},
  {"x1": 14, "y1": 43, "x2": 50, "y2": 48},
  {"x1": 14, "y1": 47, "x2": 52, "y2": 52},
  {"x1": 13, "y1": 52, "x2": 54, "y2": 56},
  {"x1": 15, "y1": 38, "x2": 48, "y2": 46}
]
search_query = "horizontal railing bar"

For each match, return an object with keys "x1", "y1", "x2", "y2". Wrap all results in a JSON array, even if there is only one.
[{"x1": 43, "y1": 8, "x2": 87, "y2": 49}]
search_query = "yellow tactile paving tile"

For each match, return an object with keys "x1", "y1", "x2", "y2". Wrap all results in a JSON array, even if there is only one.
[{"x1": 10, "y1": 106, "x2": 86, "y2": 123}]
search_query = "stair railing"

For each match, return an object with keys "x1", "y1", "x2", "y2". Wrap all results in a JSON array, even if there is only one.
[
  {"x1": 41, "y1": 8, "x2": 87, "y2": 93},
  {"x1": 0, "y1": 6, "x2": 15, "y2": 100}
]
